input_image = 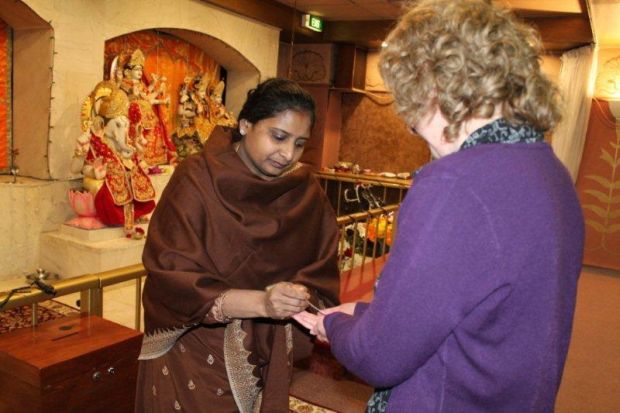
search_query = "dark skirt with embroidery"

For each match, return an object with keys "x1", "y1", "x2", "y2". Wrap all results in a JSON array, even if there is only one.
[
  {"x1": 136, "y1": 319, "x2": 311, "y2": 413},
  {"x1": 135, "y1": 325, "x2": 246, "y2": 413}
]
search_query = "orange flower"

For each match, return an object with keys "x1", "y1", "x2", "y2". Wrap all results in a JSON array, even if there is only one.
[{"x1": 367, "y1": 215, "x2": 393, "y2": 245}]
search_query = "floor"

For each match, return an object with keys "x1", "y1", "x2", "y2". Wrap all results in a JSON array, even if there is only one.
[{"x1": 555, "y1": 266, "x2": 620, "y2": 413}]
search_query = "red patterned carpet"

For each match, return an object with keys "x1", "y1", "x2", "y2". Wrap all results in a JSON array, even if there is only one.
[{"x1": 0, "y1": 300, "x2": 79, "y2": 334}]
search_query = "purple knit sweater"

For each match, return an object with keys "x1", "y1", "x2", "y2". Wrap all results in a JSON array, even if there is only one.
[{"x1": 325, "y1": 143, "x2": 584, "y2": 412}]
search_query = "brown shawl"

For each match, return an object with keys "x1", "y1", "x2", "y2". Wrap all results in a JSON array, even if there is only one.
[{"x1": 141, "y1": 127, "x2": 340, "y2": 411}]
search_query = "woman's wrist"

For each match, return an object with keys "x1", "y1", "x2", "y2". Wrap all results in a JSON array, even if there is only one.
[{"x1": 220, "y1": 289, "x2": 268, "y2": 319}]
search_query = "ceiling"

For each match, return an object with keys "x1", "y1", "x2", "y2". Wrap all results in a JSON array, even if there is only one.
[
  {"x1": 204, "y1": 0, "x2": 597, "y2": 53},
  {"x1": 272, "y1": 0, "x2": 583, "y2": 21}
]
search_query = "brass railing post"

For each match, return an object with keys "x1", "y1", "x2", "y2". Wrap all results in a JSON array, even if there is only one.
[
  {"x1": 31, "y1": 303, "x2": 38, "y2": 327},
  {"x1": 89, "y1": 286, "x2": 104, "y2": 317},
  {"x1": 80, "y1": 290, "x2": 90, "y2": 314},
  {"x1": 135, "y1": 276, "x2": 143, "y2": 331}
]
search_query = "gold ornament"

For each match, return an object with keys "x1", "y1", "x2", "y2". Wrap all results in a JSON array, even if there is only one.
[
  {"x1": 97, "y1": 87, "x2": 130, "y2": 119},
  {"x1": 80, "y1": 96, "x2": 93, "y2": 132},
  {"x1": 128, "y1": 49, "x2": 145, "y2": 68},
  {"x1": 81, "y1": 81, "x2": 116, "y2": 131},
  {"x1": 196, "y1": 75, "x2": 209, "y2": 95}
]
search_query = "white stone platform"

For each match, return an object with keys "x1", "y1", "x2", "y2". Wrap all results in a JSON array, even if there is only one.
[
  {"x1": 37, "y1": 171, "x2": 172, "y2": 279},
  {"x1": 39, "y1": 224, "x2": 148, "y2": 279}
]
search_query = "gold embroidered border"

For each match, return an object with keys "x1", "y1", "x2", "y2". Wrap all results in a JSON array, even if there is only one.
[
  {"x1": 131, "y1": 164, "x2": 156, "y2": 201},
  {"x1": 105, "y1": 160, "x2": 132, "y2": 205},
  {"x1": 224, "y1": 319, "x2": 261, "y2": 413},
  {"x1": 138, "y1": 325, "x2": 192, "y2": 360}
]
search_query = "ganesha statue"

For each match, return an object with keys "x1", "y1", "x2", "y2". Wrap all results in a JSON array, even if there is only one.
[{"x1": 70, "y1": 80, "x2": 156, "y2": 234}]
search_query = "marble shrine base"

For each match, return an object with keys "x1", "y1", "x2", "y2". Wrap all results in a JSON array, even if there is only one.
[
  {"x1": 37, "y1": 171, "x2": 172, "y2": 279},
  {"x1": 39, "y1": 224, "x2": 147, "y2": 279}
]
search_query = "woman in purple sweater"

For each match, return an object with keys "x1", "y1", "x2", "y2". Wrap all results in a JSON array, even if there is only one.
[{"x1": 295, "y1": 0, "x2": 585, "y2": 411}]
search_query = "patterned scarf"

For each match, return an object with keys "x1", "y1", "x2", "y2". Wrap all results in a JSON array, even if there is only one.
[{"x1": 460, "y1": 117, "x2": 543, "y2": 150}]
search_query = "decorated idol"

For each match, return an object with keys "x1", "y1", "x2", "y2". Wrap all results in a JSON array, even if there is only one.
[
  {"x1": 70, "y1": 80, "x2": 156, "y2": 233},
  {"x1": 119, "y1": 49, "x2": 177, "y2": 166},
  {"x1": 171, "y1": 76, "x2": 203, "y2": 160}
]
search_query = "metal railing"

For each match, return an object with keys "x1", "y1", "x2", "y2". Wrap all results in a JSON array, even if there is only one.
[
  {"x1": 0, "y1": 264, "x2": 146, "y2": 331},
  {"x1": 317, "y1": 171, "x2": 409, "y2": 216},
  {"x1": 0, "y1": 204, "x2": 401, "y2": 332},
  {"x1": 336, "y1": 204, "x2": 399, "y2": 271}
]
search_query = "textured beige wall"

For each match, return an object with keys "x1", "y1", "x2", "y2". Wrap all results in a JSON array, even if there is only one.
[
  {"x1": 339, "y1": 93, "x2": 430, "y2": 174},
  {"x1": 20, "y1": 0, "x2": 279, "y2": 180},
  {"x1": 0, "y1": 177, "x2": 79, "y2": 280}
]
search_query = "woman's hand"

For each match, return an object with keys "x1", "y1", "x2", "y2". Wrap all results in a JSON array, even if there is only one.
[
  {"x1": 293, "y1": 302, "x2": 358, "y2": 343},
  {"x1": 264, "y1": 282, "x2": 309, "y2": 320},
  {"x1": 293, "y1": 311, "x2": 328, "y2": 342},
  {"x1": 320, "y1": 302, "x2": 357, "y2": 316}
]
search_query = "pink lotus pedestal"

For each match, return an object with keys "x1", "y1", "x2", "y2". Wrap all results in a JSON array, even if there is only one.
[{"x1": 65, "y1": 190, "x2": 105, "y2": 230}]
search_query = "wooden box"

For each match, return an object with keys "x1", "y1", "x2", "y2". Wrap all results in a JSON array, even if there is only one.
[{"x1": 0, "y1": 314, "x2": 143, "y2": 413}]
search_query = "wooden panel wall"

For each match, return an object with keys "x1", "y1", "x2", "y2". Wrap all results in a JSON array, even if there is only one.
[{"x1": 339, "y1": 92, "x2": 430, "y2": 174}]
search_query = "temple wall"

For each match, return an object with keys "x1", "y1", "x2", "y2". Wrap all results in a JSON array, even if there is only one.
[
  {"x1": 0, "y1": 0, "x2": 280, "y2": 280},
  {"x1": 21, "y1": 0, "x2": 279, "y2": 180},
  {"x1": 0, "y1": 176, "x2": 80, "y2": 279}
]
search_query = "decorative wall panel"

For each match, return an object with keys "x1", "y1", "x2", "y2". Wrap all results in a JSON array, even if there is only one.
[
  {"x1": 0, "y1": 19, "x2": 10, "y2": 171},
  {"x1": 576, "y1": 99, "x2": 620, "y2": 271},
  {"x1": 339, "y1": 93, "x2": 430, "y2": 174}
]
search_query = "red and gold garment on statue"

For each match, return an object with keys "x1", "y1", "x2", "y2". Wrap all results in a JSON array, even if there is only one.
[
  {"x1": 136, "y1": 127, "x2": 340, "y2": 413},
  {"x1": 121, "y1": 78, "x2": 177, "y2": 166},
  {"x1": 86, "y1": 133, "x2": 155, "y2": 226}
]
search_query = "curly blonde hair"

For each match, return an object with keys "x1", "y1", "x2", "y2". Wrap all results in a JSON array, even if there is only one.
[{"x1": 380, "y1": 0, "x2": 562, "y2": 141}]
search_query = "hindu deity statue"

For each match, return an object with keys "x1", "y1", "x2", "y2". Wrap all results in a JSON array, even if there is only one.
[
  {"x1": 191, "y1": 74, "x2": 217, "y2": 145},
  {"x1": 209, "y1": 79, "x2": 237, "y2": 129},
  {"x1": 172, "y1": 75, "x2": 237, "y2": 160},
  {"x1": 119, "y1": 49, "x2": 177, "y2": 167},
  {"x1": 171, "y1": 76, "x2": 203, "y2": 160},
  {"x1": 70, "y1": 80, "x2": 156, "y2": 233}
]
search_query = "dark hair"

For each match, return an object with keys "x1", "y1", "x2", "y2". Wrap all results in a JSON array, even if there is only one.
[{"x1": 232, "y1": 78, "x2": 316, "y2": 142}]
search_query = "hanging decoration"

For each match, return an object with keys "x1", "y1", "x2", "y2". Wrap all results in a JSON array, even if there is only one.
[{"x1": 576, "y1": 98, "x2": 620, "y2": 271}]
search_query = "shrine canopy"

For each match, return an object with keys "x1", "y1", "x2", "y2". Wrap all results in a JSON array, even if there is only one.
[{"x1": 105, "y1": 30, "x2": 221, "y2": 139}]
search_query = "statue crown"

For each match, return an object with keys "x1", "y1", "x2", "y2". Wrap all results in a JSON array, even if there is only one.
[
  {"x1": 89, "y1": 81, "x2": 129, "y2": 119},
  {"x1": 99, "y1": 88, "x2": 130, "y2": 119},
  {"x1": 128, "y1": 49, "x2": 145, "y2": 68}
]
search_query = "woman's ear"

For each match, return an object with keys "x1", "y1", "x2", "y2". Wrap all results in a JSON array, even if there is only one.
[{"x1": 239, "y1": 119, "x2": 250, "y2": 136}]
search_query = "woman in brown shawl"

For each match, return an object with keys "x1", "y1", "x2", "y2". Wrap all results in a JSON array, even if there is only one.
[{"x1": 135, "y1": 78, "x2": 340, "y2": 412}]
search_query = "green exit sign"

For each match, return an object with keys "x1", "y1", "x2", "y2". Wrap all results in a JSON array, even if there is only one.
[{"x1": 302, "y1": 14, "x2": 323, "y2": 32}]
